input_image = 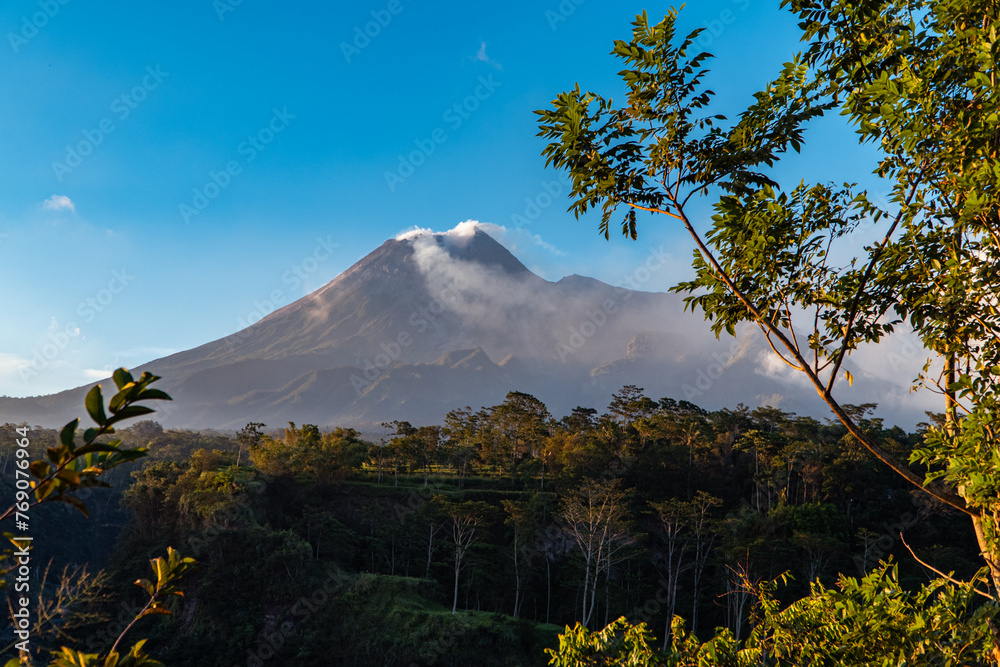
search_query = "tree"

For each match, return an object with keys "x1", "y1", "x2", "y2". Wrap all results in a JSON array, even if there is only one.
[
  {"x1": 538, "y1": 2, "x2": 1000, "y2": 659},
  {"x1": 559, "y1": 479, "x2": 635, "y2": 628},
  {"x1": 235, "y1": 422, "x2": 264, "y2": 467},
  {"x1": 646, "y1": 498, "x2": 688, "y2": 648},
  {"x1": 607, "y1": 385, "x2": 656, "y2": 429},
  {"x1": 441, "y1": 498, "x2": 492, "y2": 614},
  {"x1": 550, "y1": 565, "x2": 997, "y2": 666},
  {"x1": 482, "y1": 391, "x2": 551, "y2": 481},
  {"x1": 546, "y1": 617, "x2": 662, "y2": 667},
  {"x1": 442, "y1": 407, "x2": 480, "y2": 487},
  {"x1": 250, "y1": 423, "x2": 367, "y2": 483},
  {"x1": 501, "y1": 497, "x2": 538, "y2": 619},
  {"x1": 415, "y1": 495, "x2": 448, "y2": 579},
  {"x1": 686, "y1": 491, "x2": 720, "y2": 636},
  {"x1": 0, "y1": 369, "x2": 196, "y2": 667},
  {"x1": 383, "y1": 420, "x2": 438, "y2": 485}
]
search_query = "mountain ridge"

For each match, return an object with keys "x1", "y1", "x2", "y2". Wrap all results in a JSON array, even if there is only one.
[{"x1": 0, "y1": 226, "x2": 905, "y2": 430}]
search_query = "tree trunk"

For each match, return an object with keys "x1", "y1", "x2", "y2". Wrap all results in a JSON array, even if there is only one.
[
  {"x1": 453, "y1": 547, "x2": 462, "y2": 614},
  {"x1": 512, "y1": 529, "x2": 522, "y2": 618},
  {"x1": 546, "y1": 554, "x2": 552, "y2": 624},
  {"x1": 426, "y1": 525, "x2": 435, "y2": 578}
]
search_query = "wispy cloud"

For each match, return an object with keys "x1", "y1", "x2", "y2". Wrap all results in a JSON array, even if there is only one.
[
  {"x1": 395, "y1": 220, "x2": 564, "y2": 256},
  {"x1": 42, "y1": 195, "x2": 76, "y2": 213},
  {"x1": 474, "y1": 42, "x2": 502, "y2": 70},
  {"x1": 0, "y1": 353, "x2": 34, "y2": 378}
]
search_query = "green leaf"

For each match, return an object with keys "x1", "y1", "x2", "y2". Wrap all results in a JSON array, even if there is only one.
[
  {"x1": 74, "y1": 442, "x2": 124, "y2": 456},
  {"x1": 106, "y1": 405, "x2": 156, "y2": 425},
  {"x1": 85, "y1": 385, "x2": 108, "y2": 426},
  {"x1": 60, "y1": 418, "x2": 79, "y2": 448},
  {"x1": 135, "y1": 388, "x2": 171, "y2": 403},
  {"x1": 52, "y1": 494, "x2": 90, "y2": 518},
  {"x1": 112, "y1": 368, "x2": 134, "y2": 391}
]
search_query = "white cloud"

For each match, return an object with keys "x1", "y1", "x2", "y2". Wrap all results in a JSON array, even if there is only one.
[
  {"x1": 82, "y1": 369, "x2": 110, "y2": 381},
  {"x1": 42, "y1": 195, "x2": 75, "y2": 213},
  {"x1": 395, "y1": 226, "x2": 435, "y2": 241},
  {"x1": 756, "y1": 393, "x2": 784, "y2": 408},
  {"x1": 474, "y1": 42, "x2": 502, "y2": 70},
  {"x1": 396, "y1": 220, "x2": 564, "y2": 256},
  {"x1": 0, "y1": 353, "x2": 34, "y2": 377}
]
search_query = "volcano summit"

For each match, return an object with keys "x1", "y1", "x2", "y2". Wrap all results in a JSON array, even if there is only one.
[{"x1": 0, "y1": 225, "x2": 830, "y2": 429}]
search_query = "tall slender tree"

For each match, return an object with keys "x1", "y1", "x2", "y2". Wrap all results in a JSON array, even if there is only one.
[
  {"x1": 559, "y1": 479, "x2": 635, "y2": 628},
  {"x1": 539, "y1": 2, "x2": 1000, "y2": 661}
]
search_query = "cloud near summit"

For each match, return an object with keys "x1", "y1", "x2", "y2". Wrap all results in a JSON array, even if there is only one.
[{"x1": 395, "y1": 220, "x2": 564, "y2": 256}]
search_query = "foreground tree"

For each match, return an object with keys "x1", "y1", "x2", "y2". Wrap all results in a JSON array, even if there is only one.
[
  {"x1": 538, "y1": 0, "x2": 1000, "y2": 661},
  {"x1": 0, "y1": 369, "x2": 196, "y2": 667},
  {"x1": 550, "y1": 565, "x2": 996, "y2": 666}
]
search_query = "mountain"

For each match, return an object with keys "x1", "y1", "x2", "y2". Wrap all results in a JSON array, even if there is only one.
[{"x1": 0, "y1": 226, "x2": 921, "y2": 430}]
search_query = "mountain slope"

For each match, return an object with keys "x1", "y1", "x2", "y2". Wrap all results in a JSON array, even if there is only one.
[{"x1": 0, "y1": 226, "x2": 857, "y2": 430}]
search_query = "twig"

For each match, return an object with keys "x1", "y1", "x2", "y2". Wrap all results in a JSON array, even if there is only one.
[{"x1": 900, "y1": 533, "x2": 994, "y2": 599}]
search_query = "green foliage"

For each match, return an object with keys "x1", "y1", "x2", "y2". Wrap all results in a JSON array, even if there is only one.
[
  {"x1": 249, "y1": 422, "x2": 368, "y2": 483},
  {"x1": 0, "y1": 369, "x2": 195, "y2": 667},
  {"x1": 749, "y1": 565, "x2": 998, "y2": 666},
  {"x1": 550, "y1": 565, "x2": 998, "y2": 666},
  {"x1": 546, "y1": 617, "x2": 662, "y2": 667},
  {"x1": 538, "y1": 1, "x2": 1000, "y2": 660},
  {"x1": 45, "y1": 638, "x2": 163, "y2": 667},
  {"x1": 2, "y1": 370, "x2": 170, "y2": 525}
]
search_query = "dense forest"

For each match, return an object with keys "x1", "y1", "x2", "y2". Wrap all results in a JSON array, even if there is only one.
[{"x1": 0, "y1": 385, "x2": 977, "y2": 666}]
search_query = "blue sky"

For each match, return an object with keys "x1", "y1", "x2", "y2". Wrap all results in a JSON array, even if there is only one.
[{"x1": 0, "y1": 0, "x2": 883, "y2": 398}]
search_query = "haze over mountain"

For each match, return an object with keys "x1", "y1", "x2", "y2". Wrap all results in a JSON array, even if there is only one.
[{"x1": 0, "y1": 224, "x2": 936, "y2": 430}]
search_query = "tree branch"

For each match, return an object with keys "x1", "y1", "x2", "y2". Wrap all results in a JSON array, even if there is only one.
[
  {"x1": 900, "y1": 533, "x2": 994, "y2": 599},
  {"x1": 669, "y1": 197, "x2": 975, "y2": 517},
  {"x1": 826, "y1": 175, "x2": 922, "y2": 393}
]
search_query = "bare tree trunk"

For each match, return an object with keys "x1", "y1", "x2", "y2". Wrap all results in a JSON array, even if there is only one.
[
  {"x1": 426, "y1": 525, "x2": 435, "y2": 578},
  {"x1": 604, "y1": 575, "x2": 610, "y2": 627},
  {"x1": 546, "y1": 554, "x2": 552, "y2": 624},
  {"x1": 512, "y1": 528, "x2": 522, "y2": 619},
  {"x1": 453, "y1": 546, "x2": 462, "y2": 614}
]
